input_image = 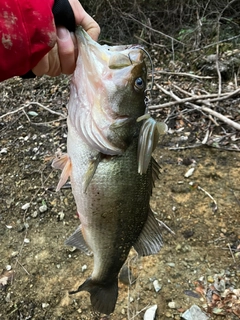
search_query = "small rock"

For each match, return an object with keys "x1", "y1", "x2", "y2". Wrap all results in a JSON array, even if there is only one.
[
  {"x1": 184, "y1": 167, "x2": 195, "y2": 178},
  {"x1": 31, "y1": 211, "x2": 38, "y2": 218},
  {"x1": 153, "y1": 279, "x2": 162, "y2": 292},
  {"x1": 207, "y1": 276, "x2": 214, "y2": 283},
  {"x1": 0, "y1": 148, "x2": 8, "y2": 154},
  {"x1": 39, "y1": 204, "x2": 47, "y2": 213},
  {"x1": 42, "y1": 303, "x2": 49, "y2": 309},
  {"x1": 11, "y1": 251, "x2": 18, "y2": 257},
  {"x1": 24, "y1": 222, "x2": 29, "y2": 229},
  {"x1": 165, "y1": 311, "x2": 172, "y2": 318},
  {"x1": 144, "y1": 305, "x2": 157, "y2": 320},
  {"x1": 21, "y1": 203, "x2": 30, "y2": 210},
  {"x1": 58, "y1": 211, "x2": 65, "y2": 220},
  {"x1": 82, "y1": 264, "x2": 87, "y2": 272},
  {"x1": 24, "y1": 238, "x2": 30, "y2": 244},
  {"x1": 166, "y1": 262, "x2": 175, "y2": 268},
  {"x1": 168, "y1": 301, "x2": 178, "y2": 309},
  {"x1": 182, "y1": 305, "x2": 209, "y2": 320},
  {"x1": 176, "y1": 244, "x2": 182, "y2": 251},
  {"x1": 5, "y1": 292, "x2": 11, "y2": 302}
]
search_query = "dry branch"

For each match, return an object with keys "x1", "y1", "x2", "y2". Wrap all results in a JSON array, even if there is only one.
[
  {"x1": 151, "y1": 84, "x2": 240, "y2": 131},
  {"x1": 155, "y1": 71, "x2": 214, "y2": 79},
  {"x1": 0, "y1": 102, "x2": 66, "y2": 120}
]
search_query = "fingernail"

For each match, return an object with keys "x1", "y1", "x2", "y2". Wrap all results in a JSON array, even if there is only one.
[{"x1": 57, "y1": 27, "x2": 70, "y2": 40}]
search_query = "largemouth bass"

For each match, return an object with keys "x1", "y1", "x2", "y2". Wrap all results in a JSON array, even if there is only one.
[{"x1": 52, "y1": 27, "x2": 166, "y2": 315}]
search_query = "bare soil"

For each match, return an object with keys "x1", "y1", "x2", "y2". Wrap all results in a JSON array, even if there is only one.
[{"x1": 0, "y1": 74, "x2": 240, "y2": 320}]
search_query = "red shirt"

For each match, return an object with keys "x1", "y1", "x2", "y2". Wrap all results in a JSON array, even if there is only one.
[{"x1": 0, "y1": 0, "x2": 55, "y2": 81}]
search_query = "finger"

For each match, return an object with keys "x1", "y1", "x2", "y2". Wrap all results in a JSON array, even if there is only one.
[
  {"x1": 32, "y1": 44, "x2": 61, "y2": 77},
  {"x1": 68, "y1": 0, "x2": 100, "y2": 41},
  {"x1": 57, "y1": 27, "x2": 76, "y2": 74},
  {"x1": 32, "y1": 54, "x2": 49, "y2": 76},
  {"x1": 46, "y1": 44, "x2": 62, "y2": 76}
]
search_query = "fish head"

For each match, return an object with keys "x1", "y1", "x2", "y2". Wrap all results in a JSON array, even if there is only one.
[{"x1": 67, "y1": 27, "x2": 147, "y2": 155}]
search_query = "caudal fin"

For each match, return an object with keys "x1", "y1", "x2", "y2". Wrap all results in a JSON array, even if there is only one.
[{"x1": 69, "y1": 277, "x2": 118, "y2": 315}]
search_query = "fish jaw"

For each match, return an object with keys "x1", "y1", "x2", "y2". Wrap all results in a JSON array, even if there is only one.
[{"x1": 67, "y1": 27, "x2": 147, "y2": 155}]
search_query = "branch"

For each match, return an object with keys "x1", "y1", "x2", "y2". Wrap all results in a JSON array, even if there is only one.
[
  {"x1": 151, "y1": 84, "x2": 240, "y2": 131},
  {"x1": 149, "y1": 84, "x2": 240, "y2": 110},
  {"x1": 155, "y1": 71, "x2": 214, "y2": 79},
  {"x1": 188, "y1": 102, "x2": 240, "y2": 130},
  {"x1": 0, "y1": 102, "x2": 66, "y2": 120},
  {"x1": 122, "y1": 12, "x2": 184, "y2": 45}
]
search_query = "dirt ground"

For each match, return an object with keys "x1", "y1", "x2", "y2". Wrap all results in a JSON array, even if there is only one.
[{"x1": 1, "y1": 73, "x2": 240, "y2": 320}]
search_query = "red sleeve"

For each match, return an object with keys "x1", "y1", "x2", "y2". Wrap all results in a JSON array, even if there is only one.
[{"x1": 0, "y1": 0, "x2": 56, "y2": 81}]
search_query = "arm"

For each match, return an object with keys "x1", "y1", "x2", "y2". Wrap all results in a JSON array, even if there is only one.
[
  {"x1": 0, "y1": 0, "x2": 56, "y2": 81},
  {"x1": 0, "y1": 0, "x2": 100, "y2": 81}
]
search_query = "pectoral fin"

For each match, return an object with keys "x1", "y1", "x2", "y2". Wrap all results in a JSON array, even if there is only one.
[
  {"x1": 134, "y1": 209, "x2": 163, "y2": 256},
  {"x1": 65, "y1": 225, "x2": 92, "y2": 256},
  {"x1": 52, "y1": 152, "x2": 72, "y2": 191},
  {"x1": 82, "y1": 153, "x2": 101, "y2": 193},
  {"x1": 137, "y1": 115, "x2": 167, "y2": 174}
]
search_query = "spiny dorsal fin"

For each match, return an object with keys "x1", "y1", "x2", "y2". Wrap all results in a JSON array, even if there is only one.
[
  {"x1": 65, "y1": 225, "x2": 92, "y2": 256},
  {"x1": 134, "y1": 209, "x2": 163, "y2": 256}
]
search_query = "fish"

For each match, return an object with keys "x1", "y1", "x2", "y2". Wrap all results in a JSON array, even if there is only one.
[{"x1": 52, "y1": 26, "x2": 167, "y2": 315}]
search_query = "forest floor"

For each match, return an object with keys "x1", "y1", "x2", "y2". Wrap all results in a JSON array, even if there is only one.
[{"x1": 1, "y1": 49, "x2": 240, "y2": 320}]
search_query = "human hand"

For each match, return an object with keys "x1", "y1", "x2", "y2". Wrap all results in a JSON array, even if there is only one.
[{"x1": 32, "y1": 0, "x2": 100, "y2": 77}]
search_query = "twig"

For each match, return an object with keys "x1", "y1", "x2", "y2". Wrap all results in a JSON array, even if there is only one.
[
  {"x1": 169, "y1": 144, "x2": 203, "y2": 150},
  {"x1": 187, "y1": 34, "x2": 240, "y2": 53},
  {"x1": 156, "y1": 218, "x2": 175, "y2": 235},
  {"x1": 227, "y1": 243, "x2": 236, "y2": 263},
  {"x1": 171, "y1": 83, "x2": 195, "y2": 96},
  {"x1": 150, "y1": 84, "x2": 240, "y2": 110},
  {"x1": 0, "y1": 102, "x2": 66, "y2": 120},
  {"x1": 16, "y1": 260, "x2": 30, "y2": 275},
  {"x1": 155, "y1": 70, "x2": 214, "y2": 79},
  {"x1": 188, "y1": 103, "x2": 240, "y2": 131},
  {"x1": 122, "y1": 12, "x2": 184, "y2": 45},
  {"x1": 189, "y1": 182, "x2": 218, "y2": 212},
  {"x1": 151, "y1": 84, "x2": 240, "y2": 130}
]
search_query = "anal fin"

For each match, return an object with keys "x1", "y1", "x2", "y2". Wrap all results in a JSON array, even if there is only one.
[
  {"x1": 65, "y1": 225, "x2": 92, "y2": 256},
  {"x1": 134, "y1": 209, "x2": 163, "y2": 256}
]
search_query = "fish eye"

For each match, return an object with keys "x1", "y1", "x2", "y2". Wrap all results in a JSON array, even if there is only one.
[{"x1": 134, "y1": 77, "x2": 145, "y2": 92}]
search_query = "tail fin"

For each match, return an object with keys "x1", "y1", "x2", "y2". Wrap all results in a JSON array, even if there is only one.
[{"x1": 70, "y1": 277, "x2": 118, "y2": 315}]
